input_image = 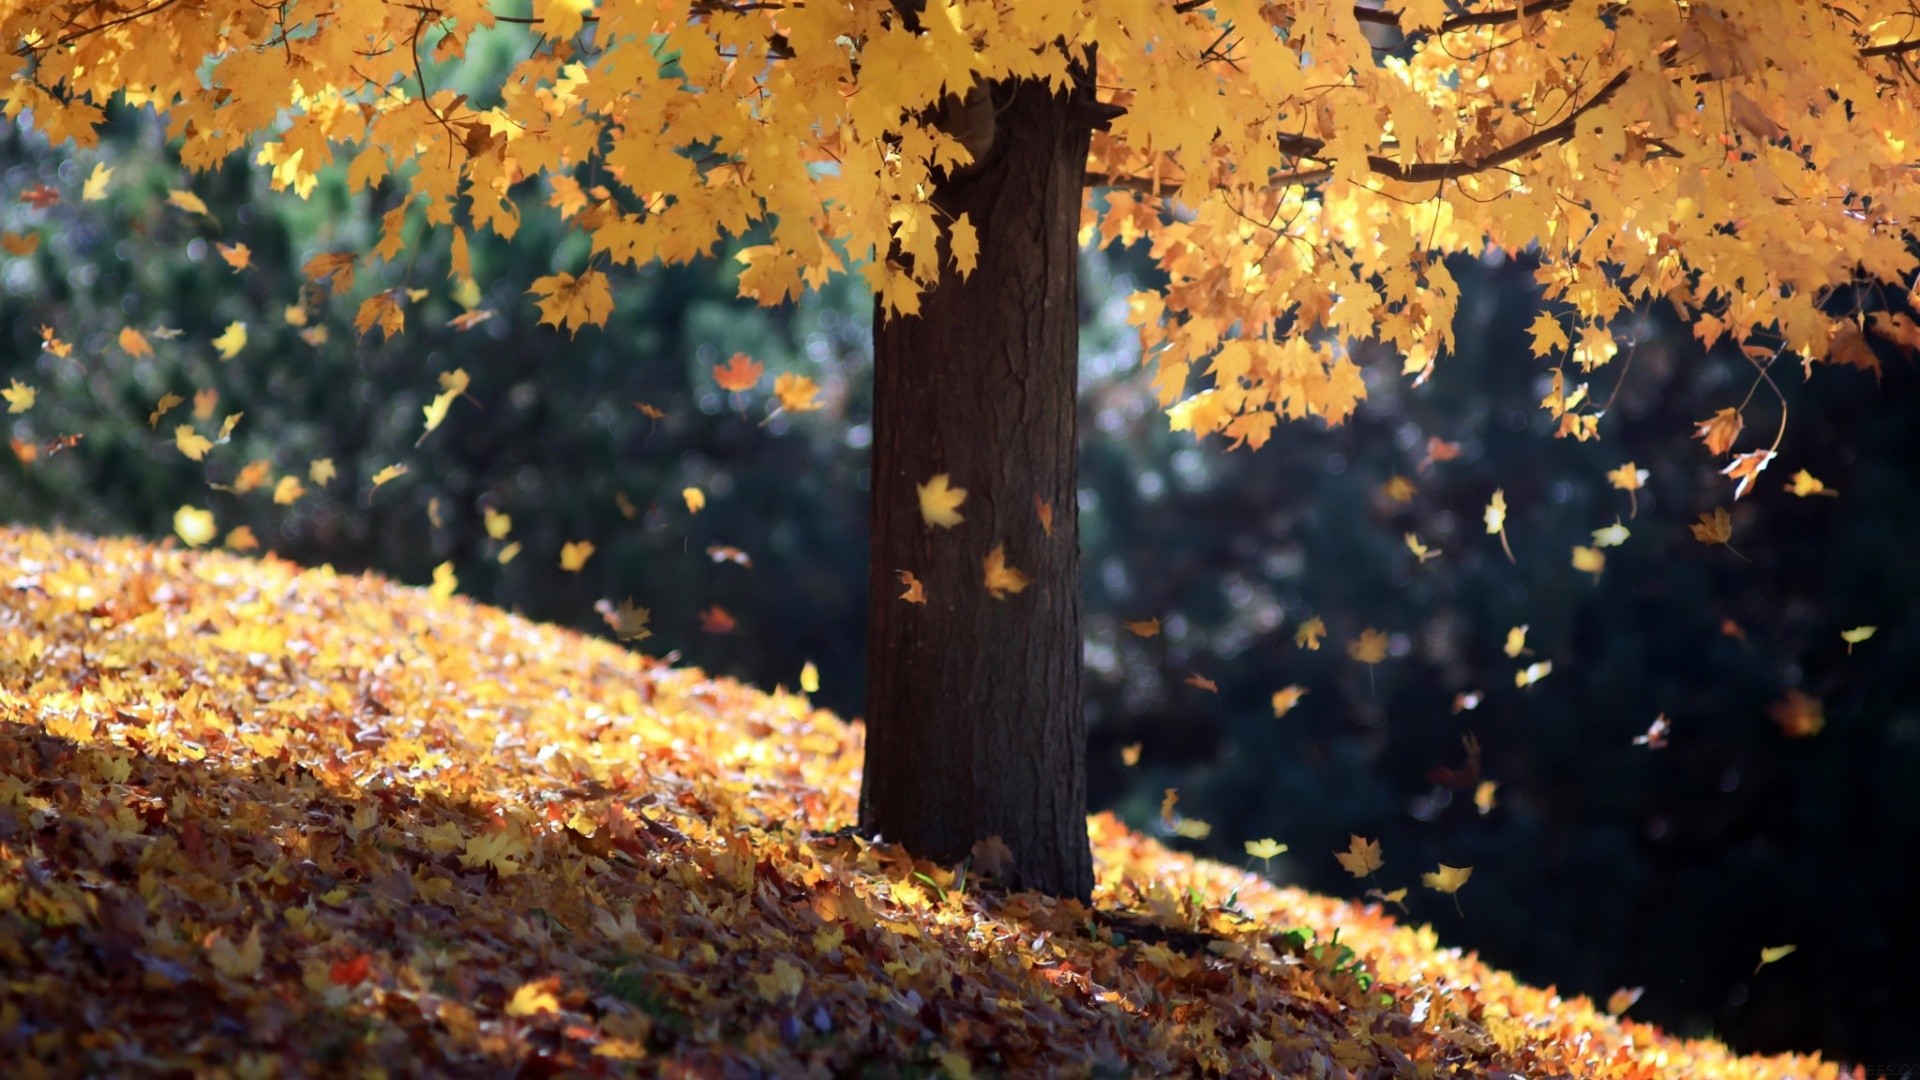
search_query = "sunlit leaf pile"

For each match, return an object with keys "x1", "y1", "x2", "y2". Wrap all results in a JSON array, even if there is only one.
[{"x1": 0, "y1": 528, "x2": 1867, "y2": 1078}]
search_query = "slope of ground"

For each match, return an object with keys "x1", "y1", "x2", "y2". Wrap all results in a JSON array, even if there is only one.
[{"x1": 0, "y1": 526, "x2": 1865, "y2": 1078}]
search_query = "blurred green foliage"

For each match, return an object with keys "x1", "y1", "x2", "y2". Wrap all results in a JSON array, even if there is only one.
[{"x1": 4, "y1": 110, "x2": 1917, "y2": 1066}]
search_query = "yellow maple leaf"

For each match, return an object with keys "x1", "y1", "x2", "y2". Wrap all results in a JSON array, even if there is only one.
[
  {"x1": 774, "y1": 372, "x2": 823, "y2": 412},
  {"x1": 302, "y1": 252, "x2": 357, "y2": 296},
  {"x1": 1335, "y1": 835, "x2": 1383, "y2": 877},
  {"x1": 529, "y1": 269, "x2": 613, "y2": 335},
  {"x1": 174, "y1": 425, "x2": 213, "y2": 461},
  {"x1": 1422, "y1": 863, "x2": 1473, "y2": 895},
  {"x1": 949, "y1": 213, "x2": 980, "y2": 278},
  {"x1": 215, "y1": 412, "x2": 242, "y2": 442},
  {"x1": 118, "y1": 327, "x2": 152, "y2": 358},
  {"x1": 353, "y1": 292, "x2": 405, "y2": 340},
  {"x1": 1515, "y1": 660, "x2": 1553, "y2": 688},
  {"x1": 1474, "y1": 780, "x2": 1498, "y2": 815},
  {"x1": 308, "y1": 458, "x2": 336, "y2": 485},
  {"x1": 212, "y1": 321, "x2": 247, "y2": 359},
  {"x1": 1528, "y1": 311, "x2": 1570, "y2": 355},
  {"x1": 1840, "y1": 625, "x2": 1876, "y2": 654},
  {"x1": 370, "y1": 463, "x2": 408, "y2": 490},
  {"x1": 1381, "y1": 475, "x2": 1417, "y2": 503},
  {"x1": 917, "y1": 473, "x2": 967, "y2": 528},
  {"x1": 166, "y1": 188, "x2": 210, "y2": 216},
  {"x1": 604, "y1": 598, "x2": 651, "y2": 640},
  {"x1": 428, "y1": 561, "x2": 458, "y2": 600},
  {"x1": 1786, "y1": 469, "x2": 1837, "y2": 497},
  {"x1": 1270, "y1": 685, "x2": 1308, "y2": 717},
  {"x1": 1244, "y1": 837, "x2": 1288, "y2": 861},
  {"x1": 206, "y1": 925, "x2": 264, "y2": 979},
  {"x1": 224, "y1": 526, "x2": 259, "y2": 551},
  {"x1": 1608, "y1": 461, "x2": 1648, "y2": 516},
  {"x1": 1755, "y1": 944, "x2": 1797, "y2": 973},
  {"x1": 1120, "y1": 742, "x2": 1142, "y2": 766},
  {"x1": 534, "y1": 0, "x2": 595, "y2": 38},
  {"x1": 484, "y1": 507, "x2": 512, "y2": 539},
  {"x1": 505, "y1": 980, "x2": 559, "y2": 1017},
  {"x1": 81, "y1": 162, "x2": 112, "y2": 201},
  {"x1": 1347, "y1": 628, "x2": 1388, "y2": 664},
  {"x1": 1404, "y1": 532, "x2": 1440, "y2": 563},
  {"x1": 1503, "y1": 625, "x2": 1530, "y2": 658},
  {"x1": 559, "y1": 540, "x2": 595, "y2": 572},
  {"x1": 1606, "y1": 987, "x2": 1645, "y2": 1016},
  {"x1": 800, "y1": 661, "x2": 819, "y2": 693},
  {"x1": 216, "y1": 242, "x2": 251, "y2": 271},
  {"x1": 148, "y1": 393, "x2": 184, "y2": 428},
  {"x1": 1294, "y1": 616, "x2": 1326, "y2": 651},
  {"x1": 3, "y1": 380, "x2": 35, "y2": 413},
  {"x1": 982, "y1": 544, "x2": 1029, "y2": 599},
  {"x1": 272, "y1": 476, "x2": 306, "y2": 505},
  {"x1": 1590, "y1": 519, "x2": 1630, "y2": 547},
  {"x1": 683, "y1": 486, "x2": 706, "y2": 513},
  {"x1": 498, "y1": 541, "x2": 522, "y2": 564},
  {"x1": 1124, "y1": 617, "x2": 1161, "y2": 638},
  {"x1": 1485, "y1": 488, "x2": 1513, "y2": 563},
  {"x1": 1571, "y1": 545, "x2": 1605, "y2": 579},
  {"x1": 173, "y1": 505, "x2": 216, "y2": 547}
]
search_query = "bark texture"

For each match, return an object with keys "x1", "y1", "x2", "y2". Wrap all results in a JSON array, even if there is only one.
[{"x1": 859, "y1": 76, "x2": 1095, "y2": 899}]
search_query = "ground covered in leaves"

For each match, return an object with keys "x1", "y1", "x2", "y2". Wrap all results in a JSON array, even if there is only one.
[{"x1": 0, "y1": 527, "x2": 1869, "y2": 1078}]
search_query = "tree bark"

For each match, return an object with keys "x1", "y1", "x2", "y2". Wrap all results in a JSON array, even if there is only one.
[{"x1": 859, "y1": 76, "x2": 1095, "y2": 899}]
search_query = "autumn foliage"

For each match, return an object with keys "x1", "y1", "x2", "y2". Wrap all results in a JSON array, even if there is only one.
[{"x1": 0, "y1": 527, "x2": 1874, "y2": 1078}]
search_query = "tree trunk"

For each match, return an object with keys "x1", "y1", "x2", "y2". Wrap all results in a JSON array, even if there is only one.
[{"x1": 859, "y1": 76, "x2": 1095, "y2": 900}]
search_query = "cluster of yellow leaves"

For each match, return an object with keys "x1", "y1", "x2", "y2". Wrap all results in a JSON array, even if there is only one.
[{"x1": 0, "y1": 527, "x2": 1852, "y2": 1078}]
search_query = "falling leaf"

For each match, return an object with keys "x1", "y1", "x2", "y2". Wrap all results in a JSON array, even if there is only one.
[
  {"x1": 1785, "y1": 469, "x2": 1837, "y2": 497},
  {"x1": 166, "y1": 188, "x2": 211, "y2": 216},
  {"x1": 2, "y1": 380, "x2": 35, "y2": 413},
  {"x1": 1124, "y1": 618, "x2": 1161, "y2": 638},
  {"x1": 212, "y1": 321, "x2": 247, "y2": 360},
  {"x1": 1270, "y1": 685, "x2": 1308, "y2": 717},
  {"x1": 1404, "y1": 533, "x2": 1440, "y2": 563},
  {"x1": 484, "y1": 508, "x2": 513, "y2": 540},
  {"x1": 1474, "y1": 780, "x2": 1497, "y2": 815},
  {"x1": 272, "y1": 476, "x2": 306, "y2": 505},
  {"x1": 1768, "y1": 690, "x2": 1824, "y2": 737},
  {"x1": 602, "y1": 599, "x2": 651, "y2": 641},
  {"x1": 42, "y1": 434, "x2": 80, "y2": 456},
  {"x1": 1159, "y1": 788, "x2": 1180, "y2": 827},
  {"x1": 559, "y1": 540, "x2": 595, "y2": 572},
  {"x1": 1244, "y1": 838, "x2": 1288, "y2": 861},
  {"x1": 428, "y1": 497, "x2": 445, "y2": 529},
  {"x1": 1515, "y1": 660, "x2": 1553, "y2": 688},
  {"x1": 370, "y1": 463, "x2": 408, "y2": 490},
  {"x1": 302, "y1": 251, "x2": 357, "y2": 296},
  {"x1": 146, "y1": 394, "x2": 185, "y2": 428},
  {"x1": 633, "y1": 400, "x2": 664, "y2": 420},
  {"x1": 1120, "y1": 742, "x2": 1142, "y2": 766},
  {"x1": 1590, "y1": 519, "x2": 1630, "y2": 548},
  {"x1": 428, "y1": 561, "x2": 458, "y2": 601},
  {"x1": 897, "y1": 570, "x2": 926, "y2": 604},
  {"x1": 700, "y1": 606, "x2": 737, "y2": 633},
  {"x1": 1607, "y1": 987, "x2": 1645, "y2": 1016},
  {"x1": 118, "y1": 327, "x2": 153, "y2": 358},
  {"x1": 224, "y1": 526, "x2": 259, "y2": 551},
  {"x1": 1452, "y1": 690, "x2": 1483, "y2": 713},
  {"x1": 174, "y1": 425, "x2": 214, "y2": 461},
  {"x1": 18, "y1": 184, "x2": 59, "y2": 208},
  {"x1": 216, "y1": 242, "x2": 251, "y2": 270},
  {"x1": 799, "y1": 661, "x2": 819, "y2": 693},
  {"x1": 711, "y1": 352, "x2": 764, "y2": 392},
  {"x1": 1633, "y1": 714, "x2": 1671, "y2": 748},
  {"x1": 773, "y1": 372, "x2": 823, "y2": 412},
  {"x1": 1608, "y1": 462, "x2": 1649, "y2": 517},
  {"x1": 1689, "y1": 508, "x2": 1744, "y2": 559},
  {"x1": 1755, "y1": 945, "x2": 1797, "y2": 973},
  {"x1": 1840, "y1": 626, "x2": 1876, "y2": 654},
  {"x1": 1347, "y1": 628, "x2": 1388, "y2": 664},
  {"x1": 1693, "y1": 407, "x2": 1744, "y2": 456},
  {"x1": 1720, "y1": 449, "x2": 1775, "y2": 500},
  {"x1": 1503, "y1": 625, "x2": 1531, "y2": 658},
  {"x1": 1335, "y1": 835, "x2": 1384, "y2": 877},
  {"x1": 39, "y1": 326, "x2": 72, "y2": 358},
  {"x1": 1422, "y1": 863, "x2": 1473, "y2": 894},
  {"x1": 1, "y1": 231, "x2": 38, "y2": 256},
  {"x1": 1365, "y1": 888, "x2": 1409, "y2": 912},
  {"x1": 1571, "y1": 545, "x2": 1606, "y2": 579},
  {"x1": 8, "y1": 440, "x2": 35, "y2": 465},
  {"x1": 982, "y1": 544, "x2": 1029, "y2": 599},
  {"x1": 1381, "y1": 475, "x2": 1417, "y2": 503},
  {"x1": 1035, "y1": 496, "x2": 1054, "y2": 537},
  {"x1": 917, "y1": 474, "x2": 967, "y2": 528},
  {"x1": 1420, "y1": 436, "x2": 1462, "y2": 471},
  {"x1": 498, "y1": 541, "x2": 522, "y2": 564},
  {"x1": 193, "y1": 389, "x2": 218, "y2": 420},
  {"x1": 1294, "y1": 617, "x2": 1326, "y2": 651},
  {"x1": 309, "y1": 458, "x2": 336, "y2": 485},
  {"x1": 683, "y1": 487, "x2": 705, "y2": 513},
  {"x1": 226, "y1": 460, "x2": 272, "y2": 494},
  {"x1": 1184, "y1": 673, "x2": 1218, "y2": 693},
  {"x1": 1528, "y1": 310, "x2": 1570, "y2": 355},
  {"x1": 353, "y1": 292, "x2": 405, "y2": 340},
  {"x1": 1484, "y1": 489, "x2": 1514, "y2": 563},
  {"x1": 81, "y1": 163, "x2": 112, "y2": 201},
  {"x1": 173, "y1": 505, "x2": 216, "y2": 547}
]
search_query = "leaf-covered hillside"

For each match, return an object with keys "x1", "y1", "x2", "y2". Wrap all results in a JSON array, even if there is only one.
[{"x1": 0, "y1": 528, "x2": 1866, "y2": 1078}]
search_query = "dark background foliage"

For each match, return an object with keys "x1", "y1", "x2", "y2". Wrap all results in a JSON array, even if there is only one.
[{"x1": 4, "y1": 112, "x2": 1917, "y2": 1067}]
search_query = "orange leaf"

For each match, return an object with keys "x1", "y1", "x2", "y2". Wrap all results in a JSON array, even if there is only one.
[
  {"x1": 1692, "y1": 407, "x2": 1744, "y2": 456},
  {"x1": 712, "y1": 352, "x2": 764, "y2": 392}
]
